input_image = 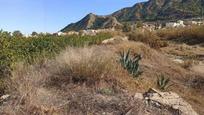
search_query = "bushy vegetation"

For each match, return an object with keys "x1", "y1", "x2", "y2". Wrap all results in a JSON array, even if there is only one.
[
  {"x1": 157, "y1": 75, "x2": 170, "y2": 91},
  {"x1": 128, "y1": 25, "x2": 204, "y2": 48},
  {"x1": 0, "y1": 32, "x2": 111, "y2": 73},
  {"x1": 157, "y1": 26, "x2": 204, "y2": 45},
  {"x1": 122, "y1": 23, "x2": 132, "y2": 32},
  {"x1": 128, "y1": 30, "x2": 168, "y2": 49},
  {"x1": 119, "y1": 49, "x2": 142, "y2": 78},
  {"x1": 0, "y1": 31, "x2": 111, "y2": 94}
]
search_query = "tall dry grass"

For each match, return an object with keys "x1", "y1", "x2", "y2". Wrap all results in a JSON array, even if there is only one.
[
  {"x1": 128, "y1": 29, "x2": 168, "y2": 49},
  {"x1": 48, "y1": 46, "x2": 125, "y2": 87},
  {"x1": 1, "y1": 45, "x2": 137, "y2": 114},
  {"x1": 157, "y1": 26, "x2": 204, "y2": 45}
]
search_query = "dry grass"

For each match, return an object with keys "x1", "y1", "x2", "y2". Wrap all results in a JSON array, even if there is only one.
[
  {"x1": 1, "y1": 42, "x2": 204, "y2": 114},
  {"x1": 104, "y1": 30, "x2": 126, "y2": 37},
  {"x1": 44, "y1": 46, "x2": 138, "y2": 91},
  {"x1": 128, "y1": 29, "x2": 168, "y2": 49},
  {"x1": 112, "y1": 42, "x2": 204, "y2": 114},
  {"x1": 0, "y1": 45, "x2": 139, "y2": 114},
  {"x1": 157, "y1": 26, "x2": 204, "y2": 45},
  {"x1": 182, "y1": 60, "x2": 194, "y2": 69}
]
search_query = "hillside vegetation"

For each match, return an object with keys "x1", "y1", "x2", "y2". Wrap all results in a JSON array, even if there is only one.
[
  {"x1": 127, "y1": 26, "x2": 204, "y2": 48},
  {"x1": 157, "y1": 25, "x2": 204, "y2": 45}
]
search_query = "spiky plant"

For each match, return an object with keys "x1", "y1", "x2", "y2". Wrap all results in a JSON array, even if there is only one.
[
  {"x1": 157, "y1": 75, "x2": 170, "y2": 91},
  {"x1": 119, "y1": 49, "x2": 142, "y2": 78}
]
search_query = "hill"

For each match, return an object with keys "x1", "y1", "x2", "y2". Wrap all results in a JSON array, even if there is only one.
[
  {"x1": 61, "y1": 13, "x2": 122, "y2": 32},
  {"x1": 61, "y1": 0, "x2": 204, "y2": 32}
]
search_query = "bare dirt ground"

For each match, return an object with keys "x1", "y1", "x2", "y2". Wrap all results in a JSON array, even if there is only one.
[{"x1": 191, "y1": 63, "x2": 204, "y2": 74}]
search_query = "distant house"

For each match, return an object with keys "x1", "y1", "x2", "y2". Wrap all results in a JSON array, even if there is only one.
[
  {"x1": 57, "y1": 32, "x2": 66, "y2": 36},
  {"x1": 190, "y1": 21, "x2": 203, "y2": 25},
  {"x1": 184, "y1": 20, "x2": 204, "y2": 26},
  {"x1": 166, "y1": 20, "x2": 185, "y2": 28},
  {"x1": 80, "y1": 28, "x2": 115, "y2": 36},
  {"x1": 81, "y1": 30, "x2": 97, "y2": 36},
  {"x1": 197, "y1": 21, "x2": 203, "y2": 25},
  {"x1": 67, "y1": 31, "x2": 79, "y2": 35},
  {"x1": 166, "y1": 22, "x2": 177, "y2": 28}
]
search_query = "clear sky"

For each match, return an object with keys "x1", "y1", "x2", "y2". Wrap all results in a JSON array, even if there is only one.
[{"x1": 0, "y1": 0, "x2": 147, "y2": 34}]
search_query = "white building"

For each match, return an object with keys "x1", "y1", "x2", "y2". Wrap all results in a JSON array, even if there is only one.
[
  {"x1": 67, "y1": 31, "x2": 79, "y2": 35},
  {"x1": 57, "y1": 32, "x2": 66, "y2": 36},
  {"x1": 166, "y1": 20, "x2": 185, "y2": 28}
]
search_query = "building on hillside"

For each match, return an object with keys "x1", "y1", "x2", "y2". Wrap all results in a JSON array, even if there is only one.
[
  {"x1": 166, "y1": 20, "x2": 185, "y2": 28},
  {"x1": 81, "y1": 30, "x2": 97, "y2": 36},
  {"x1": 80, "y1": 28, "x2": 115, "y2": 36},
  {"x1": 67, "y1": 31, "x2": 79, "y2": 35},
  {"x1": 184, "y1": 20, "x2": 204, "y2": 26},
  {"x1": 57, "y1": 32, "x2": 66, "y2": 36}
]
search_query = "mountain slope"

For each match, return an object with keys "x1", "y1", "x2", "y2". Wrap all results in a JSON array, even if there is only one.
[
  {"x1": 113, "y1": 0, "x2": 204, "y2": 21},
  {"x1": 61, "y1": 0, "x2": 204, "y2": 32},
  {"x1": 61, "y1": 13, "x2": 122, "y2": 32}
]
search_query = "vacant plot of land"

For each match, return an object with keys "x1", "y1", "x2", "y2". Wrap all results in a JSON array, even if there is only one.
[{"x1": 0, "y1": 40, "x2": 203, "y2": 114}]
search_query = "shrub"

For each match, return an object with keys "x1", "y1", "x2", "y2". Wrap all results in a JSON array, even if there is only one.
[
  {"x1": 97, "y1": 88, "x2": 114, "y2": 95},
  {"x1": 0, "y1": 32, "x2": 112, "y2": 75},
  {"x1": 182, "y1": 60, "x2": 194, "y2": 69},
  {"x1": 0, "y1": 31, "x2": 112, "y2": 94},
  {"x1": 12, "y1": 30, "x2": 23, "y2": 38},
  {"x1": 119, "y1": 49, "x2": 142, "y2": 78},
  {"x1": 136, "y1": 21, "x2": 143, "y2": 28},
  {"x1": 0, "y1": 78, "x2": 6, "y2": 95},
  {"x1": 128, "y1": 30, "x2": 168, "y2": 49},
  {"x1": 122, "y1": 23, "x2": 132, "y2": 32},
  {"x1": 157, "y1": 26, "x2": 204, "y2": 45},
  {"x1": 157, "y1": 75, "x2": 171, "y2": 91}
]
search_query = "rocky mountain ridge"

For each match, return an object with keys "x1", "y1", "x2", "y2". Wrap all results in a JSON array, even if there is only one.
[{"x1": 61, "y1": 0, "x2": 204, "y2": 32}]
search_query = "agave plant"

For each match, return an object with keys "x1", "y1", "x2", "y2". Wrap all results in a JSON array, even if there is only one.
[
  {"x1": 157, "y1": 75, "x2": 170, "y2": 91},
  {"x1": 119, "y1": 49, "x2": 142, "y2": 78}
]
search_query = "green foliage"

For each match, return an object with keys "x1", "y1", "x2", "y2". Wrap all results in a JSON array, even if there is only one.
[
  {"x1": 0, "y1": 79, "x2": 6, "y2": 95},
  {"x1": 0, "y1": 31, "x2": 111, "y2": 78},
  {"x1": 157, "y1": 75, "x2": 170, "y2": 91},
  {"x1": 136, "y1": 21, "x2": 143, "y2": 28},
  {"x1": 128, "y1": 30, "x2": 168, "y2": 49},
  {"x1": 119, "y1": 49, "x2": 142, "y2": 78},
  {"x1": 31, "y1": 32, "x2": 38, "y2": 37},
  {"x1": 12, "y1": 30, "x2": 23, "y2": 38},
  {"x1": 98, "y1": 88, "x2": 114, "y2": 95},
  {"x1": 122, "y1": 23, "x2": 132, "y2": 32},
  {"x1": 0, "y1": 31, "x2": 111, "y2": 94}
]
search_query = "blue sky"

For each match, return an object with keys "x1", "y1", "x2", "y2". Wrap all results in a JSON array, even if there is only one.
[{"x1": 0, "y1": 0, "x2": 147, "y2": 34}]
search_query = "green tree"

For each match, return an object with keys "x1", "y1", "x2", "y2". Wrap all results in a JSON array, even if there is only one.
[
  {"x1": 122, "y1": 23, "x2": 132, "y2": 32},
  {"x1": 0, "y1": 30, "x2": 11, "y2": 39},
  {"x1": 31, "y1": 31, "x2": 38, "y2": 37},
  {"x1": 12, "y1": 30, "x2": 23, "y2": 38},
  {"x1": 136, "y1": 21, "x2": 143, "y2": 28}
]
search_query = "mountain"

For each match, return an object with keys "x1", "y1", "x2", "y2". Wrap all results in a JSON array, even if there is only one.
[
  {"x1": 113, "y1": 0, "x2": 204, "y2": 21},
  {"x1": 61, "y1": 0, "x2": 204, "y2": 32},
  {"x1": 61, "y1": 13, "x2": 122, "y2": 32}
]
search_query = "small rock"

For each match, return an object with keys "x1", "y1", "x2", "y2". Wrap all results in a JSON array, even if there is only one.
[
  {"x1": 102, "y1": 36, "x2": 128, "y2": 44},
  {"x1": 0, "y1": 94, "x2": 10, "y2": 100},
  {"x1": 173, "y1": 59, "x2": 184, "y2": 64},
  {"x1": 134, "y1": 93, "x2": 144, "y2": 100},
  {"x1": 144, "y1": 88, "x2": 198, "y2": 115}
]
